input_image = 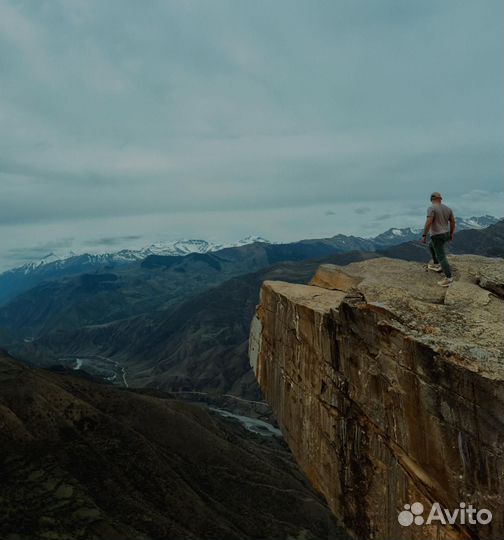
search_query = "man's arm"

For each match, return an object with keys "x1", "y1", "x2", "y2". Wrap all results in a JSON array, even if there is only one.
[
  {"x1": 421, "y1": 216, "x2": 434, "y2": 244},
  {"x1": 449, "y1": 214, "x2": 456, "y2": 240}
]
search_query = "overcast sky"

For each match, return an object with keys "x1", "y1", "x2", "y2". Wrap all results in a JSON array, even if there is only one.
[{"x1": 0, "y1": 0, "x2": 502, "y2": 270}]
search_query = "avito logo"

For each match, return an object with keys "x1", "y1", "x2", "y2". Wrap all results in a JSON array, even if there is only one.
[{"x1": 398, "y1": 502, "x2": 492, "y2": 527}]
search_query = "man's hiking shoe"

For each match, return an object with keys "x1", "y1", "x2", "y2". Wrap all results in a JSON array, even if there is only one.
[
  {"x1": 437, "y1": 277, "x2": 454, "y2": 287},
  {"x1": 427, "y1": 263, "x2": 442, "y2": 272}
]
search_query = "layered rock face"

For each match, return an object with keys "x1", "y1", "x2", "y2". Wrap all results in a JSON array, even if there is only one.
[{"x1": 249, "y1": 255, "x2": 504, "y2": 540}]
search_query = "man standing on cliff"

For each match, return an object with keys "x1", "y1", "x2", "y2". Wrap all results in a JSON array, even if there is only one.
[{"x1": 421, "y1": 192, "x2": 456, "y2": 287}]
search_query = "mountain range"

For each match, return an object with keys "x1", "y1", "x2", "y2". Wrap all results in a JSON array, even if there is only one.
[
  {"x1": 0, "y1": 236, "x2": 269, "y2": 306},
  {"x1": 0, "y1": 215, "x2": 498, "y2": 306}
]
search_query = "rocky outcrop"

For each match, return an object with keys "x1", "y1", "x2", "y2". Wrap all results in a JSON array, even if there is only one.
[{"x1": 249, "y1": 254, "x2": 504, "y2": 540}]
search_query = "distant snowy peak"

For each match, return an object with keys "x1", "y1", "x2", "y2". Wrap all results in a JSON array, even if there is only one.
[
  {"x1": 372, "y1": 227, "x2": 420, "y2": 246},
  {"x1": 457, "y1": 215, "x2": 498, "y2": 230},
  {"x1": 115, "y1": 239, "x2": 214, "y2": 260},
  {"x1": 12, "y1": 236, "x2": 272, "y2": 275},
  {"x1": 372, "y1": 215, "x2": 499, "y2": 246},
  {"x1": 115, "y1": 236, "x2": 271, "y2": 260},
  {"x1": 220, "y1": 235, "x2": 271, "y2": 248},
  {"x1": 21, "y1": 252, "x2": 66, "y2": 274}
]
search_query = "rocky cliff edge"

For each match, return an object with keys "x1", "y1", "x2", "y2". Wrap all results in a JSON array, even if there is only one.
[{"x1": 249, "y1": 254, "x2": 504, "y2": 540}]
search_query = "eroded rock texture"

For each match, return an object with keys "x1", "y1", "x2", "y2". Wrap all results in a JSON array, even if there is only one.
[{"x1": 249, "y1": 255, "x2": 504, "y2": 540}]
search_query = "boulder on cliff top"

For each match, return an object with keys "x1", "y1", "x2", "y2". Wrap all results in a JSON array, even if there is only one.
[{"x1": 306, "y1": 254, "x2": 504, "y2": 379}]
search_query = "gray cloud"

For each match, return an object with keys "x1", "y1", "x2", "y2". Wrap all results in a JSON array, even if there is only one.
[
  {"x1": 0, "y1": 0, "x2": 502, "y2": 269},
  {"x1": 7, "y1": 238, "x2": 74, "y2": 253},
  {"x1": 83, "y1": 235, "x2": 142, "y2": 247},
  {"x1": 5, "y1": 237, "x2": 75, "y2": 262}
]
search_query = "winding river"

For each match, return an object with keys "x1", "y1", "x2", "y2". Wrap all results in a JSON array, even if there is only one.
[{"x1": 59, "y1": 354, "x2": 128, "y2": 387}]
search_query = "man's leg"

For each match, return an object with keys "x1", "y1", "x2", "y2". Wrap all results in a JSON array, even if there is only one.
[
  {"x1": 432, "y1": 233, "x2": 452, "y2": 278},
  {"x1": 428, "y1": 238, "x2": 439, "y2": 264}
]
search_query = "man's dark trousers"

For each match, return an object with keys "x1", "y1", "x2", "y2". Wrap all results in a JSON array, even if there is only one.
[{"x1": 429, "y1": 232, "x2": 452, "y2": 278}]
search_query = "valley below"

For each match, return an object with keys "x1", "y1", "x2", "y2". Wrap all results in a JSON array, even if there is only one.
[{"x1": 0, "y1": 351, "x2": 349, "y2": 540}]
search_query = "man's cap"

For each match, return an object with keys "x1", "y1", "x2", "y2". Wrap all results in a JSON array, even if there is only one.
[{"x1": 430, "y1": 192, "x2": 442, "y2": 200}]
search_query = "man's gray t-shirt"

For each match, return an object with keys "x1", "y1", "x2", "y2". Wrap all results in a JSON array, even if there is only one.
[{"x1": 427, "y1": 203, "x2": 454, "y2": 235}]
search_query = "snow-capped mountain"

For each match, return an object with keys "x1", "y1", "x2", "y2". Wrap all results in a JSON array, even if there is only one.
[
  {"x1": 0, "y1": 217, "x2": 498, "y2": 306},
  {"x1": 17, "y1": 236, "x2": 272, "y2": 273},
  {"x1": 371, "y1": 228, "x2": 421, "y2": 246},
  {"x1": 371, "y1": 215, "x2": 499, "y2": 247},
  {"x1": 0, "y1": 236, "x2": 272, "y2": 305},
  {"x1": 456, "y1": 215, "x2": 499, "y2": 230}
]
